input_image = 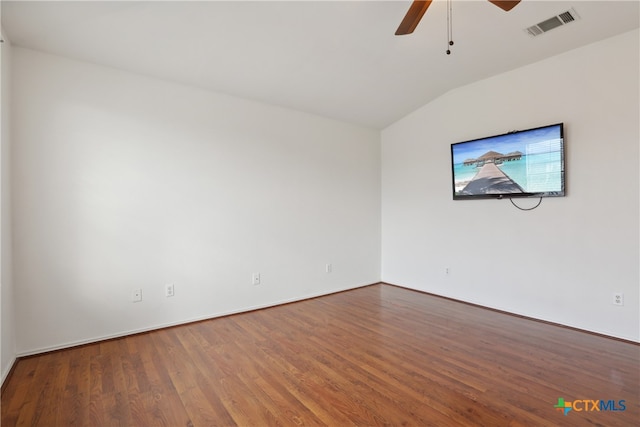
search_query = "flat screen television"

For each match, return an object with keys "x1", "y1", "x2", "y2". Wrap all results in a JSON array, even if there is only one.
[{"x1": 451, "y1": 123, "x2": 565, "y2": 200}]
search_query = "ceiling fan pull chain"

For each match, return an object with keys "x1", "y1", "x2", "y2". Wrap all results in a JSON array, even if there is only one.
[{"x1": 446, "y1": 0, "x2": 454, "y2": 55}]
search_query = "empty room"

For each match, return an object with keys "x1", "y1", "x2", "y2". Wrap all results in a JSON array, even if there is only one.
[{"x1": 1, "y1": 1, "x2": 638, "y2": 426}]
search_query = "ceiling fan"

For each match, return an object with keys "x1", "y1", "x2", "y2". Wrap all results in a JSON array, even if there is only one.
[{"x1": 395, "y1": 0, "x2": 521, "y2": 35}]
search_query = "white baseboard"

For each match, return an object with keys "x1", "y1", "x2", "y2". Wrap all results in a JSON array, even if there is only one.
[
  {"x1": 16, "y1": 281, "x2": 378, "y2": 357},
  {"x1": 1, "y1": 356, "x2": 16, "y2": 387}
]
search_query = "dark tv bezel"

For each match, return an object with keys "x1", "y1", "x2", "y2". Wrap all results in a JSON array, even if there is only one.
[{"x1": 451, "y1": 123, "x2": 565, "y2": 200}]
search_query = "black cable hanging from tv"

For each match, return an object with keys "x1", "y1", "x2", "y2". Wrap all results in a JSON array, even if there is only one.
[{"x1": 509, "y1": 197, "x2": 543, "y2": 211}]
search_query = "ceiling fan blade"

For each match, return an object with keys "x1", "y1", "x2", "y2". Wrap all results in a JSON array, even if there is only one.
[
  {"x1": 488, "y1": 1, "x2": 521, "y2": 12},
  {"x1": 395, "y1": 0, "x2": 433, "y2": 36}
]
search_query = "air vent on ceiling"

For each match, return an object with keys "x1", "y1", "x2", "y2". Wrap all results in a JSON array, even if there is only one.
[{"x1": 525, "y1": 8, "x2": 580, "y2": 37}]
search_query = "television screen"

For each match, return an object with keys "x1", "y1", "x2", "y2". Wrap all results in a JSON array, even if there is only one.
[{"x1": 451, "y1": 123, "x2": 564, "y2": 200}]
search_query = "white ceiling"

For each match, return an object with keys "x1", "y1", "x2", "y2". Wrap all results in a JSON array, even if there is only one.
[{"x1": 2, "y1": 1, "x2": 639, "y2": 129}]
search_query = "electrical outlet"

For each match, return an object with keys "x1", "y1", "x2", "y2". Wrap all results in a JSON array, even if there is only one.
[
  {"x1": 326, "y1": 263, "x2": 332, "y2": 273},
  {"x1": 132, "y1": 288, "x2": 142, "y2": 303},
  {"x1": 613, "y1": 292, "x2": 624, "y2": 306},
  {"x1": 252, "y1": 273, "x2": 261, "y2": 285},
  {"x1": 445, "y1": 267, "x2": 450, "y2": 275},
  {"x1": 166, "y1": 284, "x2": 175, "y2": 297}
]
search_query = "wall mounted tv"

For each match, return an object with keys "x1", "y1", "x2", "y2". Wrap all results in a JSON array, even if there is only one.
[{"x1": 451, "y1": 123, "x2": 565, "y2": 200}]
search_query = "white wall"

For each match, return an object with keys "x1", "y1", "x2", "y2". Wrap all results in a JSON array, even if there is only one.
[
  {"x1": 1, "y1": 29, "x2": 16, "y2": 380},
  {"x1": 12, "y1": 48, "x2": 381, "y2": 355},
  {"x1": 7, "y1": 28, "x2": 638, "y2": 360},
  {"x1": 381, "y1": 29, "x2": 639, "y2": 342}
]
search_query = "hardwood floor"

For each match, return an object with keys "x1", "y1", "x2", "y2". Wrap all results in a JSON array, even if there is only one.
[{"x1": 2, "y1": 284, "x2": 638, "y2": 426}]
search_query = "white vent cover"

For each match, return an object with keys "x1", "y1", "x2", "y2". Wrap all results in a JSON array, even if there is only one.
[{"x1": 525, "y1": 8, "x2": 580, "y2": 37}]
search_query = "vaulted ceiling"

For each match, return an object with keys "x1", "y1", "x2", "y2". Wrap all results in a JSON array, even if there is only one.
[{"x1": 2, "y1": 1, "x2": 638, "y2": 129}]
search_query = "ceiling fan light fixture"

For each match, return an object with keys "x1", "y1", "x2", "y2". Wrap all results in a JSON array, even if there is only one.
[{"x1": 395, "y1": 0, "x2": 520, "y2": 36}]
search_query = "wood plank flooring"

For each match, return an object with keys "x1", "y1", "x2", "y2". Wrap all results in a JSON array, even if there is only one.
[{"x1": 2, "y1": 283, "x2": 638, "y2": 426}]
